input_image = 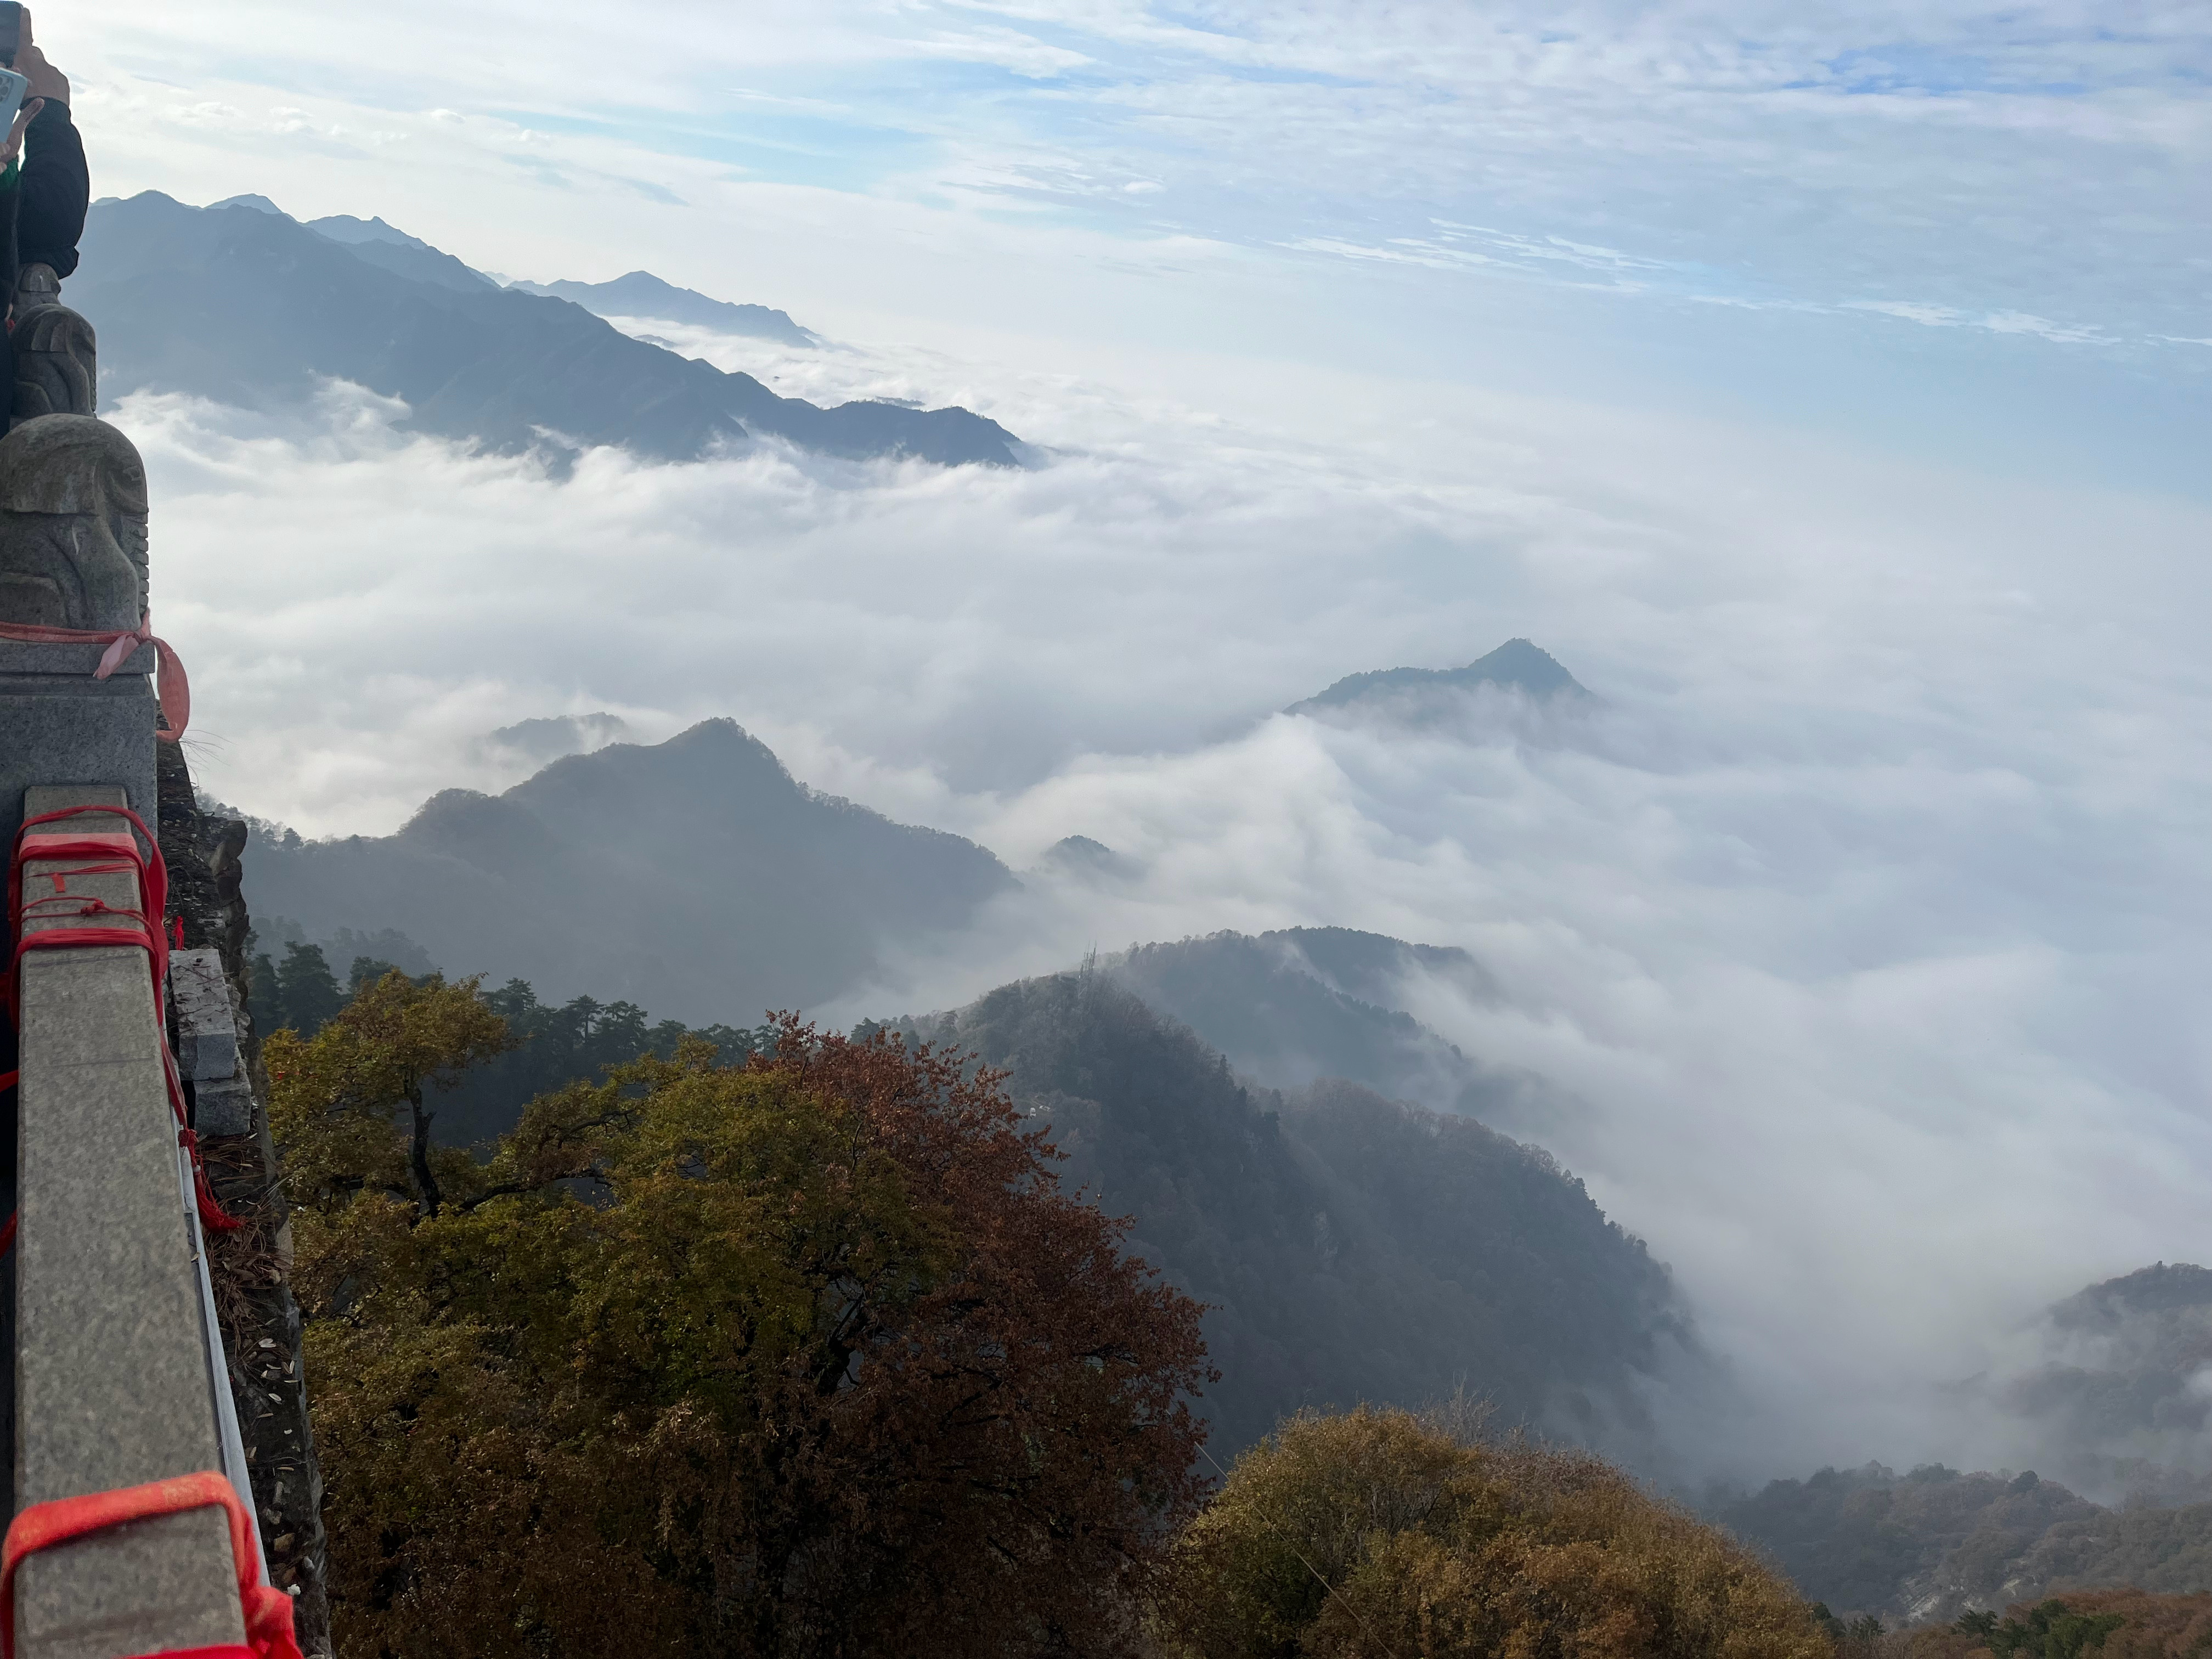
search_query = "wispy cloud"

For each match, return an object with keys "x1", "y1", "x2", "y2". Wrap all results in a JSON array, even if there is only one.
[
  {"x1": 55, "y1": 0, "x2": 2211, "y2": 409},
  {"x1": 1846, "y1": 299, "x2": 2115, "y2": 345}
]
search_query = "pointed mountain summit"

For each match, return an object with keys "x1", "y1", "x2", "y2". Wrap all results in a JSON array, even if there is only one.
[{"x1": 1289, "y1": 639, "x2": 1591, "y2": 717}]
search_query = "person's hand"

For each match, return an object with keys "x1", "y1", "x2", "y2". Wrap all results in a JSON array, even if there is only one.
[
  {"x1": 13, "y1": 24, "x2": 69, "y2": 111},
  {"x1": 0, "y1": 96, "x2": 43, "y2": 167}
]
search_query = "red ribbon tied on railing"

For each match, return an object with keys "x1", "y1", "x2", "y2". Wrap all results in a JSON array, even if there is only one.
[
  {"x1": 0, "y1": 612, "x2": 190, "y2": 740},
  {"x1": 1, "y1": 1471, "x2": 304, "y2": 1659}
]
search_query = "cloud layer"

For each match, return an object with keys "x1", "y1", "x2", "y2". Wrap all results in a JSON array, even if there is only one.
[{"x1": 125, "y1": 320, "x2": 2210, "y2": 1481}]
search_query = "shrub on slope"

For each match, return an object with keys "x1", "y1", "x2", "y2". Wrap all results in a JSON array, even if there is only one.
[{"x1": 1160, "y1": 1406, "x2": 1830, "y2": 1659}]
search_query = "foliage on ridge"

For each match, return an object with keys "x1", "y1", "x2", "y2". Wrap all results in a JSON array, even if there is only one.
[
  {"x1": 1157, "y1": 1405, "x2": 1831, "y2": 1659},
  {"x1": 269, "y1": 979, "x2": 1212, "y2": 1658}
]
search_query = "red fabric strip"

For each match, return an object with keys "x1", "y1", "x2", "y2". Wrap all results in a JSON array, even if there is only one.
[
  {"x1": 5, "y1": 808, "x2": 241, "y2": 1231},
  {"x1": 0, "y1": 613, "x2": 191, "y2": 740},
  {"x1": 20, "y1": 833, "x2": 137, "y2": 855},
  {"x1": 0, "y1": 1472, "x2": 301, "y2": 1659}
]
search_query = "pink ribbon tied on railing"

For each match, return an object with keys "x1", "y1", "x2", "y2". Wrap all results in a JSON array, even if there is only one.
[{"x1": 0, "y1": 612, "x2": 190, "y2": 740}]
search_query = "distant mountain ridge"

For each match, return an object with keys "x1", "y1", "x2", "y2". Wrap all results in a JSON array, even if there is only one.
[
  {"x1": 509, "y1": 272, "x2": 815, "y2": 347},
  {"x1": 1290, "y1": 638, "x2": 1592, "y2": 719},
  {"x1": 1719, "y1": 1461, "x2": 2212, "y2": 1628},
  {"x1": 77, "y1": 193, "x2": 1019, "y2": 466},
  {"x1": 307, "y1": 212, "x2": 503, "y2": 295},
  {"x1": 1720, "y1": 1262, "x2": 2212, "y2": 1626}
]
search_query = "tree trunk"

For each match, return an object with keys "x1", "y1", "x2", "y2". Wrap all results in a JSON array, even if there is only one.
[{"x1": 407, "y1": 1087, "x2": 442, "y2": 1219}]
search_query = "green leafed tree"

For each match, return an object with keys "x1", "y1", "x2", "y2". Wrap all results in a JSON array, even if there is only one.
[
  {"x1": 270, "y1": 999, "x2": 1211, "y2": 1659},
  {"x1": 266, "y1": 969, "x2": 514, "y2": 1219}
]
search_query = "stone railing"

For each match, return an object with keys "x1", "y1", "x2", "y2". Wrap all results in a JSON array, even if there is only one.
[{"x1": 0, "y1": 273, "x2": 330, "y2": 1655}]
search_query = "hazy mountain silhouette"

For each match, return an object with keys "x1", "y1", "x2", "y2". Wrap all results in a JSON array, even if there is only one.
[
  {"x1": 1108, "y1": 928, "x2": 1567, "y2": 1137},
  {"x1": 1719, "y1": 1461, "x2": 2212, "y2": 1626},
  {"x1": 1986, "y1": 1263, "x2": 2212, "y2": 1501},
  {"x1": 1719, "y1": 1263, "x2": 2212, "y2": 1623},
  {"x1": 1034, "y1": 834, "x2": 1138, "y2": 882},
  {"x1": 77, "y1": 193, "x2": 1019, "y2": 466},
  {"x1": 238, "y1": 720, "x2": 1015, "y2": 1024},
  {"x1": 509, "y1": 272, "x2": 815, "y2": 346},
  {"x1": 1289, "y1": 638, "x2": 1593, "y2": 719},
  {"x1": 899, "y1": 969, "x2": 1691, "y2": 1454},
  {"x1": 306, "y1": 212, "x2": 503, "y2": 294}
]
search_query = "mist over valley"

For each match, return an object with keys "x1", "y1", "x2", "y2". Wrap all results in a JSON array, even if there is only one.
[{"x1": 61, "y1": 4, "x2": 2204, "y2": 1633}]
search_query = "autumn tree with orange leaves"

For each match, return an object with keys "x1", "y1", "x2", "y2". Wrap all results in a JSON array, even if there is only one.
[{"x1": 273, "y1": 1011, "x2": 1214, "y2": 1659}]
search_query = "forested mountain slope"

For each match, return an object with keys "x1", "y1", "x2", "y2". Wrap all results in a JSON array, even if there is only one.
[
  {"x1": 901, "y1": 969, "x2": 1689, "y2": 1453},
  {"x1": 76, "y1": 193, "x2": 1018, "y2": 465},
  {"x1": 1720, "y1": 1463, "x2": 2212, "y2": 1628},
  {"x1": 1107, "y1": 927, "x2": 1563, "y2": 1133},
  {"x1": 1721, "y1": 1264, "x2": 2212, "y2": 1626}
]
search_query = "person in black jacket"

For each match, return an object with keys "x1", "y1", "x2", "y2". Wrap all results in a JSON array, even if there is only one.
[{"x1": 0, "y1": 15, "x2": 87, "y2": 422}]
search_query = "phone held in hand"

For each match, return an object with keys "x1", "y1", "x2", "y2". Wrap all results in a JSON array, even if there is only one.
[
  {"x1": 0, "y1": 3, "x2": 20, "y2": 71},
  {"x1": 0, "y1": 68, "x2": 25, "y2": 143}
]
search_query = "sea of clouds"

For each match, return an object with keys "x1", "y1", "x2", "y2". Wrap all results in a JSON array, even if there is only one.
[{"x1": 133, "y1": 319, "x2": 2210, "y2": 1487}]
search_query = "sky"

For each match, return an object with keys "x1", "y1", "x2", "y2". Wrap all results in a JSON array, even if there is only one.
[{"x1": 33, "y1": 1, "x2": 2212, "y2": 1480}]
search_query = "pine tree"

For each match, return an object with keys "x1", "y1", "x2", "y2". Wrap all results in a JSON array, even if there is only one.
[
  {"x1": 247, "y1": 947, "x2": 284, "y2": 1038},
  {"x1": 277, "y1": 941, "x2": 344, "y2": 1035}
]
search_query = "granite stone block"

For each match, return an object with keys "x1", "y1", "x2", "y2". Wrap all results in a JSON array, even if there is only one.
[
  {"x1": 192, "y1": 1075, "x2": 255, "y2": 1138},
  {"x1": 1, "y1": 679, "x2": 157, "y2": 857},
  {"x1": 170, "y1": 950, "x2": 241, "y2": 1083}
]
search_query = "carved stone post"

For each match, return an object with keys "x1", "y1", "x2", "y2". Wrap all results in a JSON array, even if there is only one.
[
  {"x1": 9, "y1": 264, "x2": 97, "y2": 428},
  {"x1": 0, "y1": 415, "x2": 156, "y2": 853}
]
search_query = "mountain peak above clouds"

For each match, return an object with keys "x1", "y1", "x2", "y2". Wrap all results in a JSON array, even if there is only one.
[
  {"x1": 237, "y1": 719, "x2": 1016, "y2": 1024},
  {"x1": 75, "y1": 191, "x2": 1021, "y2": 467},
  {"x1": 1035, "y1": 834, "x2": 1138, "y2": 881},
  {"x1": 1290, "y1": 638, "x2": 1593, "y2": 718}
]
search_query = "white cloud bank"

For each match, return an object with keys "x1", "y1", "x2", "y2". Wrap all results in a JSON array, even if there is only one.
[{"x1": 129, "y1": 328, "x2": 2210, "y2": 1480}]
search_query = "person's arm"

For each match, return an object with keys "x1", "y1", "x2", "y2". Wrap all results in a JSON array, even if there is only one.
[
  {"x1": 16, "y1": 97, "x2": 85, "y2": 276},
  {"x1": 13, "y1": 38, "x2": 84, "y2": 278}
]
